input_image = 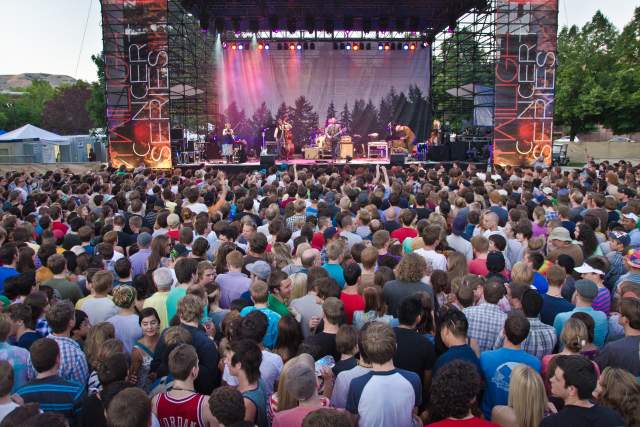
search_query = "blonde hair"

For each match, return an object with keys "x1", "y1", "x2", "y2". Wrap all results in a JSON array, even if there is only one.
[
  {"x1": 508, "y1": 365, "x2": 548, "y2": 427},
  {"x1": 85, "y1": 322, "x2": 115, "y2": 369},
  {"x1": 272, "y1": 242, "x2": 293, "y2": 269},
  {"x1": 597, "y1": 367, "x2": 640, "y2": 427},
  {"x1": 276, "y1": 356, "x2": 304, "y2": 412},
  {"x1": 560, "y1": 317, "x2": 588, "y2": 353},
  {"x1": 447, "y1": 252, "x2": 469, "y2": 282},
  {"x1": 511, "y1": 261, "x2": 534, "y2": 285},
  {"x1": 289, "y1": 272, "x2": 308, "y2": 300}
]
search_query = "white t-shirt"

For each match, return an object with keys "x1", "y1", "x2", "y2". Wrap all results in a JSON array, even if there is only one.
[
  {"x1": 82, "y1": 297, "x2": 119, "y2": 325},
  {"x1": 0, "y1": 401, "x2": 18, "y2": 424},
  {"x1": 414, "y1": 248, "x2": 448, "y2": 271},
  {"x1": 184, "y1": 202, "x2": 208, "y2": 214},
  {"x1": 222, "y1": 350, "x2": 283, "y2": 396}
]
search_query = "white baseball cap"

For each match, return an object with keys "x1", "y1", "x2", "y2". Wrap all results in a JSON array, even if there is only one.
[
  {"x1": 622, "y1": 212, "x2": 639, "y2": 223},
  {"x1": 574, "y1": 263, "x2": 605, "y2": 275}
]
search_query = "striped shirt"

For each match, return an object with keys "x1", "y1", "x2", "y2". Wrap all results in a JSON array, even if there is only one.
[
  {"x1": 592, "y1": 287, "x2": 611, "y2": 315},
  {"x1": 17, "y1": 375, "x2": 85, "y2": 422}
]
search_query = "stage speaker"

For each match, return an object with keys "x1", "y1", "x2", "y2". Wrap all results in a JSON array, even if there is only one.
[
  {"x1": 305, "y1": 147, "x2": 319, "y2": 160},
  {"x1": 450, "y1": 142, "x2": 466, "y2": 161},
  {"x1": 390, "y1": 153, "x2": 406, "y2": 166},
  {"x1": 260, "y1": 154, "x2": 276, "y2": 167},
  {"x1": 339, "y1": 143, "x2": 353, "y2": 159},
  {"x1": 428, "y1": 145, "x2": 450, "y2": 162}
]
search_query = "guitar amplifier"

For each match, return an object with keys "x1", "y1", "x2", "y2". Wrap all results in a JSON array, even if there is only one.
[
  {"x1": 305, "y1": 147, "x2": 319, "y2": 160},
  {"x1": 340, "y1": 143, "x2": 353, "y2": 159}
]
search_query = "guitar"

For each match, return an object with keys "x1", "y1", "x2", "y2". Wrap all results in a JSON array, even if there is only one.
[
  {"x1": 284, "y1": 128, "x2": 295, "y2": 157},
  {"x1": 325, "y1": 126, "x2": 347, "y2": 144}
]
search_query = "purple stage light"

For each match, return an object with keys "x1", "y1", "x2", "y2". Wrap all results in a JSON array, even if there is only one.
[{"x1": 264, "y1": 43, "x2": 270, "y2": 50}]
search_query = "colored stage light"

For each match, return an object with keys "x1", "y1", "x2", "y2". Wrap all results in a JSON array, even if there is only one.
[
  {"x1": 238, "y1": 43, "x2": 244, "y2": 50},
  {"x1": 403, "y1": 43, "x2": 409, "y2": 50},
  {"x1": 345, "y1": 44, "x2": 351, "y2": 50},
  {"x1": 378, "y1": 43, "x2": 384, "y2": 51},
  {"x1": 352, "y1": 43, "x2": 359, "y2": 51},
  {"x1": 222, "y1": 42, "x2": 228, "y2": 49},
  {"x1": 296, "y1": 43, "x2": 302, "y2": 50},
  {"x1": 422, "y1": 41, "x2": 429, "y2": 48},
  {"x1": 257, "y1": 42, "x2": 264, "y2": 50},
  {"x1": 264, "y1": 43, "x2": 270, "y2": 50},
  {"x1": 384, "y1": 42, "x2": 390, "y2": 51},
  {"x1": 289, "y1": 43, "x2": 296, "y2": 50},
  {"x1": 231, "y1": 43, "x2": 237, "y2": 50},
  {"x1": 409, "y1": 43, "x2": 416, "y2": 50}
]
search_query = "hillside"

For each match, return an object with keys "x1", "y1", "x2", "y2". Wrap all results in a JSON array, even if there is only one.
[{"x1": 0, "y1": 73, "x2": 77, "y2": 91}]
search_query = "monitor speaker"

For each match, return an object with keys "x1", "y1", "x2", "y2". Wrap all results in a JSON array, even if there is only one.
[
  {"x1": 260, "y1": 154, "x2": 276, "y2": 167},
  {"x1": 390, "y1": 153, "x2": 406, "y2": 166},
  {"x1": 450, "y1": 142, "x2": 466, "y2": 161}
]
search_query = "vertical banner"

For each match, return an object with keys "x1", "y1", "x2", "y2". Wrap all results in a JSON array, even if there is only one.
[
  {"x1": 493, "y1": 0, "x2": 558, "y2": 166},
  {"x1": 101, "y1": 0, "x2": 172, "y2": 169}
]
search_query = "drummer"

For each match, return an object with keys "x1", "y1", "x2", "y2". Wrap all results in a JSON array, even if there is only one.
[{"x1": 222, "y1": 123, "x2": 234, "y2": 163}]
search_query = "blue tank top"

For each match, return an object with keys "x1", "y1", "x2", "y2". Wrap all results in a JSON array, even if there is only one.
[{"x1": 242, "y1": 380, "x2": 269, "y2": 427}]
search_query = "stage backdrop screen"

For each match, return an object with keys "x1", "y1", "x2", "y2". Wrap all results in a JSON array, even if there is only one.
[
  {"x1": 493, "y1": 0, "x2": 559, "y2": 167},
  {"x1": 214, "y1": 42, "x2": 431, "y2": 151}
]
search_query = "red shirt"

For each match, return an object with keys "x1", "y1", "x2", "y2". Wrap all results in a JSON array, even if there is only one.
[
  {"x1": 427, "y1": 417, "x2": 499, "y2": 427},
  {"x1": 52, "y1": 221, "x2": 68, "y2": 235},
  {"x1": 340, "y1": 291, "x2": 365, "y2": 324},
  {"x1": 468, "y1": 258, "x2": 489, "y2": 276},
  {"x1": 167, "y1": 229, "x2": 180, "y2": 241},
  {"x1": 390, "y1": 227, "x2": 418, "y2": 243}
]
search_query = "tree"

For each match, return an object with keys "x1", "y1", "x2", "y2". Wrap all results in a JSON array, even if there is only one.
[
  {"x1": 87, "y1": 53, "x2": 107, "y2": 129},
  {"x1": 340, "y1": 102, "x2": 352, "y2": 131},
  {"x1": 555, "y1": 12, "x2": 618, "y2": 139},
  {"x1": 247, "y1": 102, "x2": 274, "y2": 144},
  {"x1": 290, "y1": 96, "x2": 318, "y2": 149},
  {"x1": 378, "y1": 88, "x2": 396, "y2": 135},
  {"x1": 275, "y1": 102, "x2": 292, "y2": 121},
  {"x1": 41, "y1": 82, "x2": 94, "y2": 135},
  {"x1": 223, "y1": 102, "x2": 248, "y2": 136},
  {"x1": 325, "y1": 101, "x2": 336, "y2": 124},
  {"x1": 0, "y1": 80, "x2": 56, "y2": 130},
  {"x1": 602, "y1": 7, "x2": 640, "y2": 133}
]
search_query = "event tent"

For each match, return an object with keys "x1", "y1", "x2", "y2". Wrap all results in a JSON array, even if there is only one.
[{"x1": 0, "y1": 124, "x2": 69, "y2": 145}]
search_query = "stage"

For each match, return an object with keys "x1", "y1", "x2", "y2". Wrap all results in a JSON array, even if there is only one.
[{"x1": 175, "y1": 155, "x2": 488, "y2": 172}]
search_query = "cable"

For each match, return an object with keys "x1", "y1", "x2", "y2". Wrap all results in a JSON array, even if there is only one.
[{"x1": 75, "y1": 0, "x2": 94, "y2": 79}]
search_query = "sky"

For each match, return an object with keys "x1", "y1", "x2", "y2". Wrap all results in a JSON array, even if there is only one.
[{"x1": 0, "y1": 0, "x2": 638, "y2": 83}]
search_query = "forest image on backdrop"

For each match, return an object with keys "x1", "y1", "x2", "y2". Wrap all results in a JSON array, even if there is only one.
[{"x1": 218, "y1": 84, "x2": 430, "y2": 152}]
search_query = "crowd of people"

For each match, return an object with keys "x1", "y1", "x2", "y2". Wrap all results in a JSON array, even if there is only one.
[{"x1": 0, "y1": 159, "x2": 639, "y2": 427}]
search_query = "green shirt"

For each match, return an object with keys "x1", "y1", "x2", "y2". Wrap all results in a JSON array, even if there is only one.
[
  {"x1": 268, "y1": 294, "x2": 290, "y2": 317},
  {"x1": 43, "y1": 278, "x2": 83, "y2": 304},
  {"x1": 166, "y1": 287, "x2": 187, "y2": 324}
]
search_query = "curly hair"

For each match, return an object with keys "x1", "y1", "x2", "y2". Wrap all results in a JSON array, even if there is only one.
[
  {"x1": 597, "y1": 367, "x2": 640, "y2": 427},
  {"x1": 429, "y1": 360, "x2": 481, "y2": 422},
  {"x1": 395, "y1": 253, "x2": 427, "y2": 282}
]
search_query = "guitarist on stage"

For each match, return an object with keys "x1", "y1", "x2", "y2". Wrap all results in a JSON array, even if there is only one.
[{"x1": 325, "y1": 117, "x2": 343, "y2": 160}]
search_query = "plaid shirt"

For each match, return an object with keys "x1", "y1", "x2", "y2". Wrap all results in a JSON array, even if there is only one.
[
  {"x1": 35, "y1": 318, "x2": 50, "y2": 337},
  {"x1": 494, "y1": 317, "x2": 557, "y2": 359},
  {"x1": 605, "y1": 251, "x2": 627, "y2": 291},
  {"x1": 286, "y1": 214, "x2": 306, "y2": 231},
  {"x1": 544, "y1": 210, "x2": 559, "y2": 221},
  {"x1": 50, "y1": 335, "x2": 89, "y2": 386},
  {"x1": 463, "y1": 303, "x2": 507, "y2": 353}
]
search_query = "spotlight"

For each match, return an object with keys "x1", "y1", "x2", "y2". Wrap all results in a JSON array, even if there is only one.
[
  {"x1": 409, "y1": 43, "x2": 416, "y2": 50},
  {"x1": 257, "y1": 42, "x2": 264, "y2": 50},
  {"x1": 289, "y1": 43, "x2": 296, "y2": 50},
  {"x1": 384, "y1": 42, "x2": 390, "y2": 51},
  {"x1": 222, "y1": 42, "x2": 228, "y2": 49},
  {"x1": 296, "y1": 43, "x2": 302, "y2": 50},
  {"x1": 352, "y1": 43, "x2": 359, "y2": 51},
  {"x1": 422, "y1": 41, "x2": 429, "y2": 48},
  {"x1": 345, "y1": 43, "x2": 352, "y2": 50},
  {"x1": 378, "y1": 43, "x2": 384, "y2": 51},
  {"x1": 231, "y1": 43, "x2": 237, "y2": 50},
  {"x1": 403, "y1": 43, "x2": 409, "y2": 50},
  {"x1": 264, "y1": 43, "x2": 270, "y2": 50},
  {"x1": 238, "y1": 43, "x2": 244, "y2": 50}
]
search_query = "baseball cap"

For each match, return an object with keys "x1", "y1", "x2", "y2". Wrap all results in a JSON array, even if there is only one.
[
  {"x1": 626, "y1": 249, "x2": 640, "y2": 269},
  {"x1": 284, "y1": 354, "x2": 317, "y2": 401},
  {"x1": 246, "y1": 260, "x2": 271, "y2": 280},
  {"x1": 618, "y1": 187, "x2": 636, "y2": 198},
  {"x1": 549, "y1": 227, "x2": 572, "y2": 242},
  {"x1": 323, "y1": 227, "x2": 338, "y2": 240},
  {"x1": 558, "y1": 188, "x2": 570, "y2": 197},
  {"x1": 542, "y1": 187, "x2": 553, "y2": 195},
  {"x1": 608, "y1": 230, "x2": 630, "y2": 247},
  {"x1": 137, "y1": 232, "x2": 152, "y2": 248},
  {"x1": 622, "y1": 212, "x2": 639, "y2": 223},
  {"x1": 167, "y1": 213, "x2": 180, "y2": 227},
  {"x1": 574, "y1": 279, "x2": 598, "y2": 300},
  {"x1": 574, "y1": 263, "x2": 605, "y2": 276}
]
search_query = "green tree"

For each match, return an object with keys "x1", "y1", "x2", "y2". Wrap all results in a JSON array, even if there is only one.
[
  {"x1": 87, "y1": 53, "x2": 107, "y2": 128},
  {"x1": 0, "y1": 80, "x2": 56, "y2": 130},
  {"x1": 602, "y1": 7, "x2": 640, "y2": 134},
  {"x1": 248, "y1": 102, "x2": 274, "y2": 144},
  {"x1": 555, "y1": 11, "x2": 619, "y2": 139},
  {"x1": 325, "y1": 101, "x2": 336, "y2": 124},
  {"x1": 290, "y1": 96, "x2": 318, "y2": 149},
  {"x1": 339, "y1": 102, "x2": 352, "y2": 130}
]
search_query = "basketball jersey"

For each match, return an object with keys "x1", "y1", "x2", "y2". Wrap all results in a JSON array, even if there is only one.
[{"x1": 155, "y1": 391, "x2": 207, "y2": 427}]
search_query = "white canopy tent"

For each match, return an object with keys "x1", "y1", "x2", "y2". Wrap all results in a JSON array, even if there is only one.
[
  {"x1": 0, "y1": 124, "x2": 69, "y2": 163},
  {"x1": 0, "y1": 124, "x2": 70, "y2": 145}
]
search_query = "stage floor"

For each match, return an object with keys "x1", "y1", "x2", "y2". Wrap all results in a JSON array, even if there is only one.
[{"x1": 176, "y1": 155, "x2": 488, "y2": 171}]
